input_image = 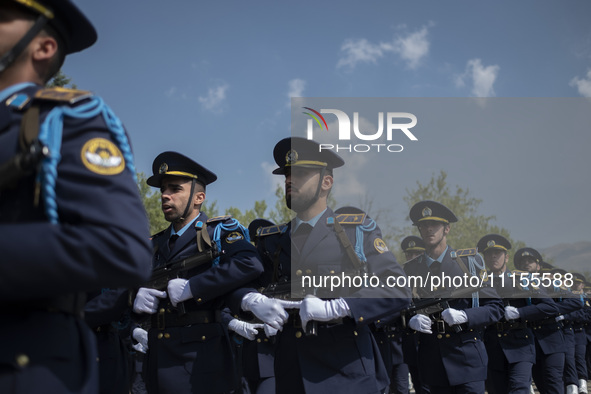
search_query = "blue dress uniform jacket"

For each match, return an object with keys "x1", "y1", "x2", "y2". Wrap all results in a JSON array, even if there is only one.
[
  {"x1": 255, "y1": 208, "x2": 411, "y2": 394},
  {"x1": 403, "y1": 248, "x2": 504, "y2": 387},
  {"x1": 0, "y1": 84, "x2": 152, "y2": 393},
  {"x1": 145, "y1": 214, "x2": 263, "y2": 394}
]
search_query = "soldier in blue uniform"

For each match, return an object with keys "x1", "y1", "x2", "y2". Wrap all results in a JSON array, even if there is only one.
[
  {"x1": 0, "y1": 1, "x2": 152, "y2": 392},
  {"x1": 399, "y1": 236, "x2": 430, "y2": 394},
  {"x1": 478, "y1": 234, "x2": 559, "y2": 394},
  {"x1": 570, "y1": 273, "x2": 590, "y2": 394},
  {"x1": 514, "y1": 248, "x2": 571, "y2": 394},
  {"x1": 237, "y1": 137, "x2": 411, "y2": 393},
  {"x1": 403, "y1": 201, "x2": 504, "y2": 394},
  {"x1": 131, "y1": 151, "x2": 264, "y2": 394}
]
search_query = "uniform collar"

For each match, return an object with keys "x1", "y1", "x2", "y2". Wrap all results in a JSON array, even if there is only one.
[
  {"x1": 424, "y1": 246, "x2": 448, "y2": 268},
  {"x1": 292, "y1": 208, "x2": 327, "y2": 233},
  {"x1": 171, "y1": 212, "x2": 201, "y2": 238},
  {"x1": 0, "y1": 82, "x2": 37, "y2": 102}
]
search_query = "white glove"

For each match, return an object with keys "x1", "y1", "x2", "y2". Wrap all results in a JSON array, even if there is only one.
[
  {"x1": 167, "y1": 278, "x2": 193, "y2": 307},
  {"x1": 556, "y1": 315, "x2": 565, "y2": 322},
  {"x1": 132, "y1": 327, "x2": 149, "y2": 349},
  {"x1": 228, "y1": 319, "x2": 264, "y2": 341},
  {"x1": 264, "y1": 324, "x2": 279, "y2": 337},
  {"x1": 299, "y1": 297, "x2": 351, "y2": 330},
  {"x1": 409, "y1": 314, "x2": 432, "y2": 334},
  {"x1": 133, "y1": 288, "x2": 167, "y2": 314},
  {"x1": 241, "y1": 293, "x2": 290, "y2": 330},
  {"x1": 132, "y1": 342, "x2": 148, "y2": 354},
  {"x1": 442, "y1": 308, "x2": 468, "y2": 326},
  {"x1": 505, "y1": 306, "x2": 520, "y2": 321}
]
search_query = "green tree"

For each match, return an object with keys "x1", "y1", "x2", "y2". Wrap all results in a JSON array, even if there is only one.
[
  {"x1": 137, "y1": 172, "x2": 168, "y2": 234},
  {"x1": 47, "y1": 70, "x2": 77, "y2": 89},
  {"x1": 395, "y1": 171, "x2": 525, "y2": 267}
]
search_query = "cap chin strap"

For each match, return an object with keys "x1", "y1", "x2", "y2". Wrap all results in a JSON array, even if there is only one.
[
  {"x1": 0, "y1": 14, "x2": 49, "y2": 74},
  {"x1": 297, "y1": 167, "x2": 327, "y2": 213},
  {"x1": 177, "y1": 178, "x2": 196, "y2": 223}
]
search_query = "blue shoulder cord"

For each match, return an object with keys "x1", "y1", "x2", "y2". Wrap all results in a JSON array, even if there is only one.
[
  {"x1": 211, "y1": 218, "x2": 251, "y2": 266},
  {"x1": 36, "y1": 96, "x2": 137, "y2": 224},
  {"x1": 467, "y1": 254, "x2": 487, "y2": 308},
  {"x1": 353, "y1": 217, "x2": 376, "y2": 264}
]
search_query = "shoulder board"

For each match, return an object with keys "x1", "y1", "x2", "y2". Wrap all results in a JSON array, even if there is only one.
[
  {"x1": 331, "y1": 213, "x2": 366, "y2": 225},
  {"x1": 259, "y1": 224, "x2": 288, "y2": 237},
  {"x1": 451, "y1": 248, "x2": 477, "y2": 258},
  {"x1": 206, "y1": 215, "x2": 232, "y2": 224},
  {"x1": 33, "y1": 87, "x2": 92, "y2": 105}
]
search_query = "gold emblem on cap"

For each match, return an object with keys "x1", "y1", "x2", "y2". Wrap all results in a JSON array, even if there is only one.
[
  {"x1": 422, "y1": 207, "x2": 432, "y2": 217},
  {"x1": 409, "y1": 240, "x2": 416, "y2": 248},
  {"x1": 286, "y1": 149, "x2": 298, "y2": 165},
  {"x1": 487, "y1": 240, "x2": 496, "y2": 247},
  {"x1": 159, "y1": 163, "x2": 168, "y2": 175},
  {"x1": 523, "y1": 251, "x2": 531, "y2": 256}
]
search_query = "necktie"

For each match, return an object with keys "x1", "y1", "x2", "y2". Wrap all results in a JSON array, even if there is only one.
[
  {"x1": 168, "y1": 234, "x2": 179, "y2": 252},
  {"x1": 292, "y1": 223, "x2": 313, "y2": 251}
]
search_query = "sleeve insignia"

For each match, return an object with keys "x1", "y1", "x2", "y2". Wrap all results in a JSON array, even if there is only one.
[
  {"x1": 374, "y1": 238, "x2": 389, "y2": 254},
  {"x1": 259, "y1": 224, "x2": 287, "y2": 237},
  {"x1": 81, "y1": 138, "x2": 125, "y2": 175},
  {"x1": 5, "y1": 93, "x2": 31, "y2": 110},
  {"x1": 206, "y1": 215, "x2": 232, "y2": 224},
  {"x1": 34, "y1": 87, "x2": 92, "y2": 104},
  {"x1": 225, "y1": 231, "x2": 244, "y2": 244}
]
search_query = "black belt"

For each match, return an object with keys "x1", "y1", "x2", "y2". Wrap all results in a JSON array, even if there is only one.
[
  {"x1": 285, "y1": 310, "x2": 344, "y2": 330},
  {"x1": 152, "y1": 309, "x2": 219, "y2": 330},
  {"x1": 496, "y1": 321, "x2": 528, "y2": 331},
  {"x1": 433, "y1": 319, "x2": 468, "y2": 334},
  {"x1": 94, "y1": 324, "x2": 117, "y2": 333}
]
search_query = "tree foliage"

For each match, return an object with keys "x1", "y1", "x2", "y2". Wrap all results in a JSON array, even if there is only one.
[
  {"x1": 394, "y1": 171, "x2": 525, "y2": 267},
  {"x1": 47, "y1": 70, "x2": 77, "y2": 88}
]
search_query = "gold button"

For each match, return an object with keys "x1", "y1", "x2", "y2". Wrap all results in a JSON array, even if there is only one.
[
  {"x1": 197, "y1": 298, "x2": 202, "y2": 302},
  {"x1": 376, "y1": 320, "x2": 381, "y2": 323},
  {"x1": 264, "y1": 339, "x2": 268, "y2": 342},
  {"x1": 96, "y1": 357, "x2": 100, "y2": 362},
  {"x1": 445, "y1": 334, "x2": 450, "y2": 338},
  {"x1": 257, "y1": 339, "x2": 261, "y2": 343},
  {"x1": 498, "y1": 334, "x2": 502, "y2": 338},
  {"x1": 433, "y1": 287, "x2": 438, "y2": 291},
  {"x1": 329, "y1": 270, "x2": 335, "y2": 274},
  {"x1": 164, "y1": 333, "x2": 170, "y2": 339},
  {"x1": 306, "y1": 269, "x2": 312, "y2": 274},
  {"x1": 295, "y1": 331, "x2": 302, "y2": 338},
  {"x1": 157, "y1": 333, "x2": 163, "y2": 339},
  {"x1": 201, "y1": 336, "x2": 206, "y2": 340},
  {"x1": 16, "y1": 354, "x2": 30, "y2": 367},
  {"x1": 525, "y1": 335, "x2": 529, "y2": 338},
  {"x1": 159, "y1": 308, "x2": 165, "y2": 313},
  {"x1": 353, "y1": 331, "x2": 358, "y2": 336},
  {"x1": 474, "y1": 337, "x2": 477, "y2": 340},
  {"x1": 358, "y1": 317, "x2": 364, "y2": 322},
  {"x1": 296, "y1": 270, "x2": 302, "y2": 276},
  {"x1": 437, "y1": 334, "x2": 442, "y2": 339},
  {"x1": 503, "y1": 333, "x2": 507, "y2": 337}
]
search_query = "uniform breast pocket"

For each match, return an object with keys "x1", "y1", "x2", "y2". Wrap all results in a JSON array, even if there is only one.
[{"x1": 459, "y1": 331, "x2": 487, "y2": 366}]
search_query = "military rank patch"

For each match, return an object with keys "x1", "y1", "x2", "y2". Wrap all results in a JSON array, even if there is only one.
[
  {"x1": 334, "y1": 213, "x2": 366, "y2": 225},
  {"x1": 81, "y1": 138, "x2": 125, "y2": 175},
  {"x1": 225, "y1": 232, "x2": 244, "y2": 244},
  {"x1": 259, "y1": 224, "x2": 287, "y2": 236},
  {"x1": 374, "y1": 238, "x2": 388, "y2": 254},
  {"x1": 34, "y1": 87, "x2": 92, "y2": 104}
]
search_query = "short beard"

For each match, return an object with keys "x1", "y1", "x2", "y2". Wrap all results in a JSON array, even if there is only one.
[{"x1": 286, "y1": 192, "x2": 317, "y2": 213}]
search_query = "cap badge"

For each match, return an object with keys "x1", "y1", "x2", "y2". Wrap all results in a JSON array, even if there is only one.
[
  {"x1": 523, "y1": 251, "x2": 531, "y2": 256},
  {"x1": 422, "y1": 207, "x2": 432, "y2": 217},
  {"x1": 487, "y1": 240, "x2": 496, "y2": 247},
  {"x1": 159, "y1": 163, "x2": 168, "y2": 174},
  {"x1": 286, "y1": 149, "x2": 298, "y2": 165},
  {"x1": 409, "y1": 240, "x2": 416, "y2": 248}
]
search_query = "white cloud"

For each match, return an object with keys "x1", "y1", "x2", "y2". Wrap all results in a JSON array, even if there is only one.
[
  {"x1": 198, "y1": 83, "x2": 229, "y2": 113},
  {"x1": 570, "y1": 69, "x2": 591, "y2": 97},
  {"x1": 165, "y1": 86, "x2": 177, "y2": 98},
  {"x1": 287, "y1": 79, "x2": 306, "y2": 107},
  {"x1": 337, "y1": 25, "x2": 431, "y2": 70},
  {"x1": 261, "y1": 161, "x2": 283, "y2": 194},
  {"x1": 456, "y1": 59, "x2": 500, "y2": 97},
  {"x1": 337, "y1": 39, "x2": 386, "y2": 69}
]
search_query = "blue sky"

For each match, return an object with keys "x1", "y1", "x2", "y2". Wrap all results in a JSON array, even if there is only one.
[{"x1": 64, "y1": 0, "x2": 591, "y2": 248}]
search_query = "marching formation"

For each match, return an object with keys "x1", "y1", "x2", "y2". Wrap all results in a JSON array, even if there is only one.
[{"x1": 1, "y1": 1, "x2": 590, "y2": 394}]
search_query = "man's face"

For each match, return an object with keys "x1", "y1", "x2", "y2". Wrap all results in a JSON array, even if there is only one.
[
  {"x1": 483, "y1": 249, "x2": 508, "y2": 273},
  {"x1": 417, "y1": 220, "x2": 449, "y2": 249},
  {"x1": 0, "y1": 4, "x2": 34, "y2": 62},
  {"x1": 284, "y1": 167, "x2": 321, "y2": 213},
  {"x1": 521, "y1": 257, "x2": 540, "y2": 273},
  {"x1": 160, "y1": 177, "x2": 194, "y2": 222}
]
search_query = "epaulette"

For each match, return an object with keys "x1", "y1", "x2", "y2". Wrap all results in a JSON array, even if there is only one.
[
  {"x1": 450, "y1": 248, "x2": 477, "y2": 258},
  {"x1": 258, "y1": 224, "x2": 288, "y2": 237},
  {"x1": 33, "y1": 87, "x2": 92, "y2": 105},
  {"x1": 332, "y1": 206, "x2": 367, "y2": 225},
  {"x1": 207, "y1": 215, "x2": 232, "y2": 224}
]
